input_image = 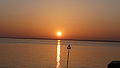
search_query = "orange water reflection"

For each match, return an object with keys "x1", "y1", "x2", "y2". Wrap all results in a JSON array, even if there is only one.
[{"x1": 56, "y1": 40, "x2": 61, "y2": 68}]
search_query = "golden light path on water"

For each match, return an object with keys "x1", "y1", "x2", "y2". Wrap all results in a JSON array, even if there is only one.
[{"x1": 56, "y1": 40, "x2": 61, "y2": 68}]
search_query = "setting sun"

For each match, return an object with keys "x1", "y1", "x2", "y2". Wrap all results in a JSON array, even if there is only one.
[{"x1": 57, "y1": 32, "x2": 62, "y2": 37}]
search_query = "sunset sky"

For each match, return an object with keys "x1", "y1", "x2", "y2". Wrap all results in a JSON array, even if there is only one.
[{"x1": 0, "y1": 0, "x2": 120, "y2": 40}]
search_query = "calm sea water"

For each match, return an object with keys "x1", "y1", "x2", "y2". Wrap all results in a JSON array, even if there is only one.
[{"x1": 0, "y1": 38, "x2": 120, "y2": 68}]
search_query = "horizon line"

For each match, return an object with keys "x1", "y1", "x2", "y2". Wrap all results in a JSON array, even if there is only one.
[{"x1": 0, "y1": 37, "x2": 120, "y2": 42}]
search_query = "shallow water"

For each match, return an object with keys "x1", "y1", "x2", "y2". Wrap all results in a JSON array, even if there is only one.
[{"x1": 0, "y1": 38, "x2": 120, "y2": 68}]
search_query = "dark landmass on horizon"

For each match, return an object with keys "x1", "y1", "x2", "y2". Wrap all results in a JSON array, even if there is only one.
[{"x1": 0, "y1": 37, "x2": 120, "y2": 42}]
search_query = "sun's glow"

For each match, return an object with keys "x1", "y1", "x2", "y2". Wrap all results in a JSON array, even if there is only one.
[{"x1": 57, "y1": 32, "x2": 62, "y2": 36}]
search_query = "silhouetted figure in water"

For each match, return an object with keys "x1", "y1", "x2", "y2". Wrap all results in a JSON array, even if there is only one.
[
  {"x1": 67, "y1": 44, "x2": 71, "y2": 68},
  {"x1": 108, "y1": 61, "x2": 120, "y2": 68}
]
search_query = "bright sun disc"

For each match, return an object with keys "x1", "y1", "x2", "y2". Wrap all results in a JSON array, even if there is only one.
[{"x1": 57, "y1": 32, "x2": 62, "y2": 36}]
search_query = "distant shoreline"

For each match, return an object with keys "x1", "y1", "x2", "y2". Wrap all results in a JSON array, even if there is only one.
[{"x1": 0, "y1": 37, "x2": 120, "y2": 42}]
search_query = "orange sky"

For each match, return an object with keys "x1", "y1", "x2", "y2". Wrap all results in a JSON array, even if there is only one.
[{"x1": 0, "y1": 0, "x2": 120, "y2": 40}]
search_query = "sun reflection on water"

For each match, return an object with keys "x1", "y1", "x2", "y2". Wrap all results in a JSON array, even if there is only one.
[{"x1": 56, "y1": 40, "x2": 61, "y2": 68}]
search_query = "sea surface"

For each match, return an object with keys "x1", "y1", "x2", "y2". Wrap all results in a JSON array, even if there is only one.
[{"x1": 0, "y1": 38, "x2": 120, "y2": 68}]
